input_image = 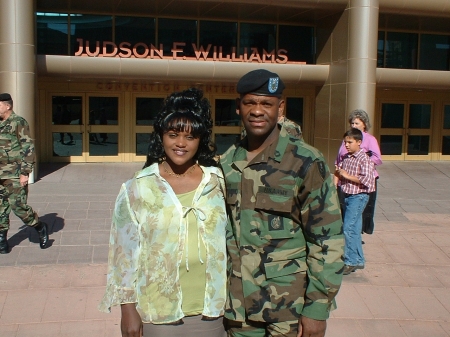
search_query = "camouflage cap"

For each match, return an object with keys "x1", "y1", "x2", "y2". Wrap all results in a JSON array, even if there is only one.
[
  {"x1": 236, "y1": 69, "x2": 285, "y2": 97},
  {"x1": 0, "y1": 93, "x2": 12, "y2": 101}
]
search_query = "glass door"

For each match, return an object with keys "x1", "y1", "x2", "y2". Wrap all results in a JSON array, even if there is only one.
[
  {"x1": 285, "y1": 97, "x2": 305, "y2": 140},
  {"x1": 132, "y1": 95, "x2": 165, "y2": 161},
  {"x1": 50, "y1": 94, "x2": 122, "y2": 162},
  {"x1": 86, "y1": 95, "x2": 121, "y2": 162},
  {"x1": 51, "y1": 95, "x2": 84, "y2": 160},
  {"x1": 211, "y1": 96, "x2": 242, "y2": 156},
  {"x1": 440, "y1": 104, "x2": 450, "y2": 159},
  {"x1": 379, "y1": 102, "x2": 433, "y2": 160}
]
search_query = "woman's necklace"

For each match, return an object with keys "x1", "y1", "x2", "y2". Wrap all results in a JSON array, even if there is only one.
[{"x1": 162, "y1": 161, "x2": 197, "y2": 178}]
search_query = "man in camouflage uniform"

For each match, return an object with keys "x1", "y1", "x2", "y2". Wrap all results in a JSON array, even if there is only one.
[
  {"x1": 220, "y1": 70, "x2": 344, "y2": 337},
  {"x1": 0, "y1": 93, "x2": 48, "y2": 253}
]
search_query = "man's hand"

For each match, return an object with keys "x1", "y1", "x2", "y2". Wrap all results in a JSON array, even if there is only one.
[
  {"x1": 297, "y1": 316, "x2": 326, "y2": 337},
  {"x1": 19, "y1": 174, "x2": 29, "y2": 187},
  {"x1": 120, "y1": 303, "x2": 143, "y2": 337}
]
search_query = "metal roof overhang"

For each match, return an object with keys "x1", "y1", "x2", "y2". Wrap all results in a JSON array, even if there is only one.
[
  {"x1": 376, "y1": 68, "x2": 450, "y2": 90},
  {"x1": 36, "y1": 0, "x2": 450, "y2": 18},
  {"x1": 37, "y1": 56, "x2": 450, "y2": 90},
  {"x1": 36, "y1": 55, "x2": 330, "y2": 85}
]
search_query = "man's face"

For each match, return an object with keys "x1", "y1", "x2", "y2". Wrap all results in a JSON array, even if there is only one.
[
  {"x1": 237, "y1": 94, "x2": 284, "y2": 140},
  {"x1": 344, "y1": 136, "x2": 362, "y2": 154},
  {"x1": 0, "y1": 102, "x2": 11, "y2": 120}
]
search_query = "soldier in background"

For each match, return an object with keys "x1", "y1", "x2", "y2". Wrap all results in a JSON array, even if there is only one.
[
  {"x1": 0, "y1": 93, "x2": 48, "y2": 253},
  {"x1": 220, "y1": 69, "x2": 344, "y2": 337}
]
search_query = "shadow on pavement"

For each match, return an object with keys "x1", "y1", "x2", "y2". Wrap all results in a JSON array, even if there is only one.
[
  {"x1": 36, "y1": 162, "x2": 70, "y2": 181},
  {"x1": 8, "y1": 213, "x2": 64, "y2": 249}
]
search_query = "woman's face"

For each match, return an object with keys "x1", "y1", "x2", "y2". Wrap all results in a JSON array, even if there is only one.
[
  {"x1": 351, "y1": 118, "x2": 366, "y2": 132},
  {"x1": 162, "y1": 128, "x2": 200, "y2": 168}
]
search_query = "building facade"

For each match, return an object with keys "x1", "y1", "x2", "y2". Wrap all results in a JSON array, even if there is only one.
[{"x1": 1, "y1": 0, "x2": 450, "y2": 179}]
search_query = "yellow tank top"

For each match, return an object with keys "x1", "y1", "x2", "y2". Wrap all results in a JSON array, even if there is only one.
[{"x1": 177, "y1": 189, "x2": 206, "y2": 316}]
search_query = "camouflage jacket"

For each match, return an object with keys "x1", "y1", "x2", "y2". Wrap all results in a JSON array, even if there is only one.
[
  {"x1": 220, "y1": 123, "x2": 344, "y2": 323},
  {"x1": 0, "y1": 111, "x2": 35, "y2": 178}
]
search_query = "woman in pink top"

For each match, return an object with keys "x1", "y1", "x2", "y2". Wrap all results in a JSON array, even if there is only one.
[{"x1": 335, "y1": 109, "x2": 382, "y2": 234}]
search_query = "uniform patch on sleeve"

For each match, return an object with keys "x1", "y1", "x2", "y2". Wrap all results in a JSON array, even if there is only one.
[{"x1": 316, "y1": 161, "x2": 326, "y2": 180}]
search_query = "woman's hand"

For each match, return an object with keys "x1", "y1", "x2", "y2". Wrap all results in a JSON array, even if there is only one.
[{"x1": 120, "y1": 303, "x2": 143, "y2": 337}]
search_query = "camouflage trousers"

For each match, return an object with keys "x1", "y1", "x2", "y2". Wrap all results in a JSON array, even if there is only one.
[
  {"x1": 0, "y1": 178, "x2": 39, "y2": 231},
  {"x1": 225, "y1": 319, "x2": 299, "y2": 337}
]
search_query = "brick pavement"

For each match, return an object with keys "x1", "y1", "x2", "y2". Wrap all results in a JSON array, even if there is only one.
[{"x1": 0, "y1": 161, "x2": 449, "y2": 337}]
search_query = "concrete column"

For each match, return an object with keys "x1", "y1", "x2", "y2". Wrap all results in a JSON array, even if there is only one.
[
  {"x1": 314, "y1": 0, "x2": 379, "y2": 165},
  {"x1": 0, "y1": 0, "x2": 37, "y2": 182},
  {"x1": 347, "y1": 0, "x2": 379, "y2": 129},
  {"x1": 314, "y1": 9, "x2": 350, "y2": 165}
]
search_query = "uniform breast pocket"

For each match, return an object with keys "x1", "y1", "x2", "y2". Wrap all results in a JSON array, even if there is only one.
[
  {"x1": 255, "y1": 187, "x2": 294, "y2": 240},
  {"x1": 0, "y1": 142, "x2": 12, "y2": 163}
]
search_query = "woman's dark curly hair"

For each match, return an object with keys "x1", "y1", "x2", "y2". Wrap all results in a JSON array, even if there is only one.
[{"x1": 143, "y1": 88, "x2": 217, "y2": 168}]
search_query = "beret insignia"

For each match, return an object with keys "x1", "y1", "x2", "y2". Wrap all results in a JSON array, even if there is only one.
[{"x1": 268, "y1": 78, "x2": 279, "y2": 94}]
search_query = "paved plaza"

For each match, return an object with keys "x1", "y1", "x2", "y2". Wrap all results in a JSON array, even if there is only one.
[{"x1": 0, "y1": 161, "x2": 449, "y2": 337}]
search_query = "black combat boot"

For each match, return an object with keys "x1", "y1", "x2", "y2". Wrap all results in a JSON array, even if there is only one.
[
  {"x1": 34, "y1": 222, "x2": 49, "y2": 249},
  {"x1": 0, "y1": 230, "x2": 9, "y2": 254}
]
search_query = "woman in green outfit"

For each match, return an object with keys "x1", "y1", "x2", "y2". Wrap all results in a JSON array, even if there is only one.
[{"x1": 99, "y1": 88, "x2": 227, "y2": 337}]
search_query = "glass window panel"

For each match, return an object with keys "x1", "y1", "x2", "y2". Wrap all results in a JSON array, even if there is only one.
[
  {"x1": 380, "y1": 135, "x2": 403, "y2": 155},
  {"x1": 58, "y1": 131, "x2": 74, "y2": 145},
  {"x1": 70, "y1": 14, "x2": 113, "y2": 55},
  {"x1": 385, "y1": 32, "x2": 418, "y2": 69},
  {"x1": 136, "y1": 133, "x2": 151, "y2": 156},
  {"x1": 89, "y1": 133, "x2": 118, "y2": 156},
  {"x1": 381, "y1": 103, "x2": 404, "y2": 128},
  {"x1": 53, "y1": 132, "x2": 82, "y2": 156},
  {"x1": 419, "y1": 34, "x2": 450, "y2": 70},
  {"x1": 37, "y1": 12, "x2": 69, "y2": 55},
  {"x1": 199, "y1": 21, "x2": 237, "y2": 57},
  {"x1": 442, "y1": 136, "x2": 450, "y2": 155},
  {"x1": 214, "y1": 99, "x2": 240, "y2": 126},
  {"x1": 377, "y1": 31, "x2": 385, "y2": 67},
  {"x1": 52, "y1": 96, "x2": 82, "y2": 125},
  {"x1": 89, "y1": 97, "x2": 118, "y2": 126},
  {"x1": 285, "y1": 97, "x2": 304, "y2": 130},
  {"x1": 239, "y1": 23, "x2": 276, "y2": 55},
  {"x1": 158, "y1": 18, "x2": 197, "y2": 57},
  {"x1": 279, "y1": 25, "x2": 314, "y2": 63},
  {"x1": 409, "y1": 104, "x2": 431, "y2": 129},
  {"x1": 444, "y1": 105, "x2": 450, "y2": 129},
  {"x1": 115, "y1": 16, "x2": 156, "y2": 46},
  {"x1": 214, "y1": 134, "x2": 241, "y2": 155},
  {"x1": 136, "y1": 98, "x2": 164, "y2": 125},
  {"x1": 407, "y1": 135, "x2": 429, "y2": 155}
]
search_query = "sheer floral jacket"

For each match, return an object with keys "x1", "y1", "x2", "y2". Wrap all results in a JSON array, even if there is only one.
[{"x1": 98, "y1": 163, "x2": 227, "y2": 324}]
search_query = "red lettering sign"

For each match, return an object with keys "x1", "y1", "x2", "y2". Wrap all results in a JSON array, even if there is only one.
[{"x1": 75, "y1": 39, "x2": 304, "y2": 64}]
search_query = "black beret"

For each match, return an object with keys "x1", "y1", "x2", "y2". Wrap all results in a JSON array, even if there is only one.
[
  {"x1": 0, "y1": 93, "x2": 12, "y2": 101},
  {"x1": 236, "y1": 69, "x2": 285, "y2": 96}
]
